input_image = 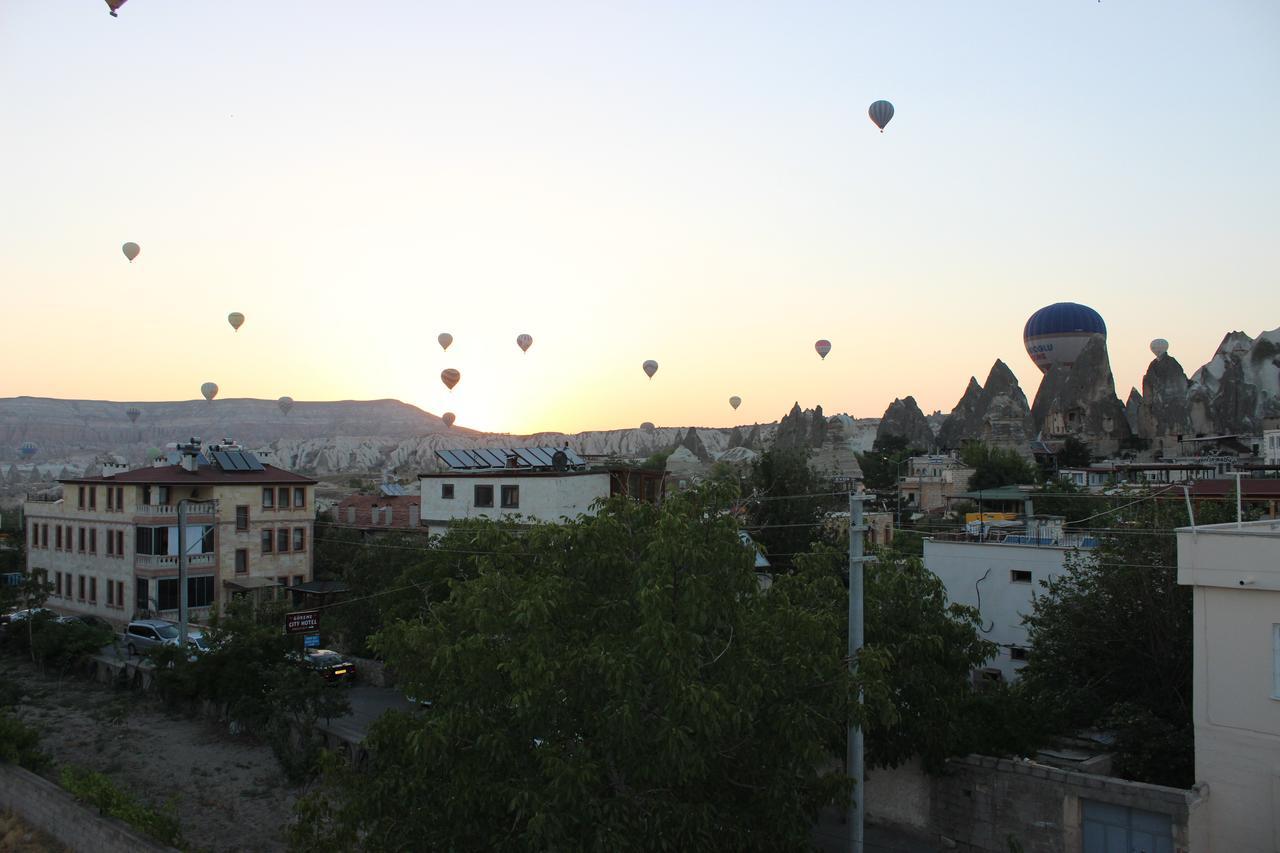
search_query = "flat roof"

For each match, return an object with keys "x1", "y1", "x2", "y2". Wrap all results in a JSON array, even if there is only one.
[{"x1": 64, "y1": 463, "x2": 315, "y2": 486}]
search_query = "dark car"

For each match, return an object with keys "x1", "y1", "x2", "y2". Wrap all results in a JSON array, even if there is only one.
[
  {"x1": 296, "y1": 649, "x2": 356, "y2": 683},
  {"x1": 55, "y1": 614, "x2": 114, "y2": 632}
]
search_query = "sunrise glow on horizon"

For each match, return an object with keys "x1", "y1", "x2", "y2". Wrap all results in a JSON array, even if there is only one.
[{"x1": 2, "y1": 2, "x2": 1277, "y2": 435}]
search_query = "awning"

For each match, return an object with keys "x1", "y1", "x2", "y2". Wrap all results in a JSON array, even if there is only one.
[{"x1": 222, "y1": 576, "x2": 281, "y2": 591}]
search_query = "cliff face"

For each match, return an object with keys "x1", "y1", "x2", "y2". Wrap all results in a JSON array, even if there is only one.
[
  {"x1": 1031, "y1": 336, "x2": 1131, "y2": 451},
  {"x1": 936, "y1": 360, "x2": 1033, "y2": 451},
  {"x1": 875, "y1": 396, "x2": 935, "y2": 450}
]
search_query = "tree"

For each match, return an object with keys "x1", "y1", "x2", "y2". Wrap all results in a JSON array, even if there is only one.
[
  {"x1": 856, "y1": 434, "x2": 922, "y2": 492},
  {"x1": 1018, "y1": 494, "x2": 1239, "y2": 787},
  {"x1": 959, "y1": 441, "x2": 1039, "y2": 491},
  {"x1": 1054, "y1": 436, "x2": 1092, "y2": 469},
  {"x1": 291, "y1": 488, "x2": 865, "y2": 852},
  {"x1": 745, "y1": 447, "x2": 841, "y2": 567}
]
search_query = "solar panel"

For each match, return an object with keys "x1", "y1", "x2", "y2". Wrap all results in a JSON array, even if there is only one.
[
  {"x1": 380, "y1": 484, "x2": 406, "y2": 497},
  {"x1": 436, "y1": 446, "x2": 588, "y2": 471},
  {"x1": 477, "y1": 449, "x2": 506, "y2": 468},
  {"x1": 225, "y1": 451, "x2": 250, "y2": 471},
  {"x1": 514, "y1": 448, "x2": 543, "y2": 467},
  {"x1": 241, "y1": 451, "x2": 265, "y2": 471}
]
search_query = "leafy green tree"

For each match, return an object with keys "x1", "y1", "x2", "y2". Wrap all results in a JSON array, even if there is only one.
[
  {"x1": 291, "y1": 488, "x2": 867, "y2": 852},
  {"x1": 856, "y1": 434, "x2": 921, "y2": 492},
  {"x1": 1054, "y1": 436, "x2": 1092, "y2": 469},
  {"x1": 960, "y1": 441, "x2": 1039, "y2": 491},
  {"x1": 1019, "y1": 495, "x2": 1239, "y2": 786},
  {"x1": 745, "y1": 447, "x2": 841, "y2": 567}
]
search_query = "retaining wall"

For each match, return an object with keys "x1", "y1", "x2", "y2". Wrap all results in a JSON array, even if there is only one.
[{"x1": 0, "y1": 764, "x2": 179, "y2": 853}]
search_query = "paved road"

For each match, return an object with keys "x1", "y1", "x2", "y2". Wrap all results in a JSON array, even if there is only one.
[{"x1": 323, "y1": 684, "x2": 417, "y2": 742}]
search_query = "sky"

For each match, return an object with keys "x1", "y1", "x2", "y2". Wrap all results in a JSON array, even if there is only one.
[{"x1": 1, "y1": 1, "x2": 1277, "y2": 435}]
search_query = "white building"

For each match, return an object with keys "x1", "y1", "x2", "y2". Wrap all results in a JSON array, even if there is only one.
[
  {"x1": 418, "y1": 446, "x2": 664, "y2": 536},
  {"x1": 923, "y1": 517, "x2": 1098, "y2": 681},
  {"x1": 1176, "y1": 517, "x2": 1280, "y2": 853},
  {"x1": 1264, "y1": 428, "x2": 1280, "y2": 465}
]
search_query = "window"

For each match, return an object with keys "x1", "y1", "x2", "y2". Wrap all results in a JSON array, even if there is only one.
[
  {"x1": 500, "y1": 485, "x2": 520, "y2": 509},
  {"x1": 1011, "y1": 570, "x2": 1032, "y2": 584},
  {"x1": 293, "y1": 575, "x2": 304, "y2": 587},
  {"x1": 277, "y1": 529, "x2": 290, "y2": 552},
  {"x1": 78, "y1": 575, "x2": 86, "y2": 601},
  {"x1": 262, "y1": 488, "x2": 274, "y2": 509},
  {"x1": 293, "y1": 487, "x2": 305, "y2": 508},
  {"x1": 88, "y1": 487, "x2": 96, "y2": 510},
  {"x1": 78, "y1": 527, "x2": 86, "y2": 552},
  {"x1": 78, "y1": 486, "x2": 85, "y2": 509},
  {"x1": 1010, "y1": 646, "x2": 1030, "y2": 662},
  {"x1": 89, "y1": 529, "x2": 97, "y2": 554},
  {"x1": 89, "y1": 577, "x2": 97, "y2": 604},
  {"x1": 474, "y1": 485, "x2": 494, "y2": 508},
  {"x1": 115, "y1": 487, "x2": 123, "y2": 511},
  {"x1": 278, "y1": 488, "x2": 290, "y2": 511},
  {"x1": 276, "y1": 575, "x2": 289, "y2": 590},
  {"x1": 261, "y1": 529, "x2": 274, "y2": 554},
  {"x1": 116, "y1": 581, "x2": 124, "y2": 608},
  {"x1": 236, "y1": 505, "x2": 250, "y2": 531},
  {"x1": 188, "y1": 576, "x2": 215, "y2": 608},
  {"x1": 136, "y1": 578, "x2": 148, "y2": 612},
  {"x1": 107, "y1": 531, "x2": 114, "y2": 556},
  {"x1": 30, "y1": 523, "x2": 37, "y2": 548},
  {"x1": 107, "y1": 488, "x2": 114, "y2": 511},
  {"x1": 157, "y1": 578, "x2": 179, "y2": 611},
  {"x1": 116, "y1": 530, "x2": 124, "y2": 557},
  {"x1": 106, "y1": 579, "x2": 114, "y2": 606},
  {"x1": 293, "y1": 528, "x2": 305, "y2": 551},
  {"x1": 56, "y1": 526, "x2": 63, "y2": 550},
  {"x1": 235, "y1": 549, "x2": 248, "y2": 575},
  {"x1": 41, "y1": 524, "x2": 48, "y2": 549},
  {"x1": 55, "y1": 572, "x2": 62, "y2": 597},
  {"x1": 441, "y1": 483, "x2": 454, "y2": 499}
]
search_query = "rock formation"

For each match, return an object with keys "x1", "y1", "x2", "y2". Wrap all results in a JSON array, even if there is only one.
[
  {"x1": 1137, "y1": 354, "x2": 1192, "y2": 445},
  {"x1": 875, "y1": 396, "x2": 935, "y2": 450},
  {"x1": 936, "y1": 360, "x2": 1033, "y2": 452},
  {"x1": 1031, "y1": 336, "x2": 1131, "y2": 452},
  {"x1": 1187, "y1": 329, "x2": 1280, "y2": 435},
  {"x1": 1124, "y1": 388, "x2": 1142, "y2": 435},
  {"x1": 773, "y1": 403, "x2": 829, "y2": 451}
]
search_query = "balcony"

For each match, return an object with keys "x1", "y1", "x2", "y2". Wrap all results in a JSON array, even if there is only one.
[
  {"x1": 134, "y1": 502, "x2": 217, "y2": 517},
  {"x1": 135, "y1": 553, "x2": 217, "y2": 570}
]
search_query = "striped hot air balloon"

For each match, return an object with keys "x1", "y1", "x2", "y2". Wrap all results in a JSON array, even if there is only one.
[
  {"x1": 441, "y1": 369, "x2": 461, "y2": 391},
  {"x1": 814, "y1": 339, "x2": 832, "y2": 360},
  {"x1": 868, "y1": 100, "x2": 894, "y2": 132}
]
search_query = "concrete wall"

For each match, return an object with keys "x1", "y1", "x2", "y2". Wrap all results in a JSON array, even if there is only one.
[
  {"x1": 0, "y1": 763, "x2": 179, "y2": 853},
  {"x1": 419, "y1": 472, "x2": 611, "y2": 533},
  {"x1": 866, "y1": 754, "x2": 1206, "y2": 853},
  {"x1": 1177, "y1": 521, "x2": 1280, "y2": 853},
  {"x1": 923, "y1": 539, "x2": 1075, "y2": 680}
]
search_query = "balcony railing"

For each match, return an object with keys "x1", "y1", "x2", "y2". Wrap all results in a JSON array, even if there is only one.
[
  {"x1": 135, "y1": 502, "x2": 217, "y2": 517},
  {"x1": 135, "y1": 553, "x2": 217, "y2": 569}
]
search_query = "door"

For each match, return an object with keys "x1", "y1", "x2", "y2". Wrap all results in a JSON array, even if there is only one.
[{"x1": 1081, "y1": 800, "x2": 1173, "y2": 853}]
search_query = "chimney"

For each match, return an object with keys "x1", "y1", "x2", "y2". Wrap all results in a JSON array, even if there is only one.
[
  {"x1": 101, "y1": 461, "x2": 129, "y2": 478},
  {"x1": 180, "y1": 437, "x2": 202, "y2": 473}
]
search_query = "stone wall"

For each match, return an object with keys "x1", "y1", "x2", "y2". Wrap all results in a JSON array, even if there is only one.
[
  {"x1": 0, "y1": 764, "x2": 179, "y2": 853},
  {"x1": 865, "y1": 754, "x2": 1207, "y2": 853}
]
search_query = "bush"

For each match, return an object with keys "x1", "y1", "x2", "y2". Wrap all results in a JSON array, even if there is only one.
[
  {"x1": 60, "y1": 765, "x2": 184, "y2": 848},
  {"x1": 0, "y1": 711, "x2": 48, "y2": 771}
]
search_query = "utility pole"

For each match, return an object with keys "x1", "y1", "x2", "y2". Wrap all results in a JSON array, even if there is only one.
[
  {"x1": 847, "y1": 486, "x2": 872, "y2": 853},
  {"x1": 177, "y1": 499, "x2": 190, "y2": 648}
]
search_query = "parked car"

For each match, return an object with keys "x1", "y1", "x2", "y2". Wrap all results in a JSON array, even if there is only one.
[
  {"x1": 293, "y1": 649, "x2": 356, "y2": 683},
  {"x1": 124, "y1": 619, "x2": 181, "y2": 656},
  {"x1": 0, "y1": 607, "x2": 56, "y2": 636},
  {"x1": 55, "y1": 614, "x2": 114, "y2": 632}
]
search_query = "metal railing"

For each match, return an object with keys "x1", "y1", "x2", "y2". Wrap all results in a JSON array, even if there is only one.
[
  {"x1": 135, "y1": 502, "x2": 217, "y2": 516},
  {"x1": 135, "y1": 553, "x2": 217, "y2": 569}
]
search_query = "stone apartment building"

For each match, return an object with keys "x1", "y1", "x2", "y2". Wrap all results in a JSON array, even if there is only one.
[{"x1": 23, "y1": 441, "x2": 315, "y2": 625}]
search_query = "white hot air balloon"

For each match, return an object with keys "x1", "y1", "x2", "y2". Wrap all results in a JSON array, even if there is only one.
[
  {"x1": 122, "y1": 242, "x2": 140, "y2": 262},
  {"x1": 438, "y1": 333, "x2": 453, "y2": 351},
  {"x1": 1150, "y1": 338, "x2": 1169, "y2": 358},
  {"x1": 200, "y1": 382, "x2": 218, "y2": 402},
  {"x1": 441, "y1": 368, "x2": 460, "y2": 391},
  {"x1": 228, "y1": 312, "x2": 245, "y2": 332},
  {"x1": 729, "y1": 396, "x2": 741, "y2": 410},
  {"x1": 642, "y1": 360, "x2": 658, "y2": 379},
  {"x1": 516, "y1": 333, "x2": 533, "y2": 353},
  {"x1": 442, "y1": 412, "x2": 456, "y2": 428}
]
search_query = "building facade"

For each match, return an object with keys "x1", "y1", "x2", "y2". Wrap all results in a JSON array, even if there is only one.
[
  {"x1": 23, "y1": 444, "x2": 315, "y2": 625},
  {"x1": 923, "y1": 517, "x2": 1097, "y2": 681},
  {"x1": 1177, "y1": 518, "x2": 1280, "y2": 853},
  {"x1": 898, "y1": 454, "x2": 974, "y2": 514}
]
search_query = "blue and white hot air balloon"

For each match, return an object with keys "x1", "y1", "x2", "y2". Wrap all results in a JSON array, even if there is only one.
[{"x1": 1023, "y1": 302, "x2": 1107, "y2": 374}]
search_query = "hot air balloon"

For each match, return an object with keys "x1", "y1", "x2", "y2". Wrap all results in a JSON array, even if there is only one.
[
  {"x1": 442, "y1": 412, "x2": 456, "y2": 428},
  {"x1": 201, "y1": 382, "x2": 219, "y2": 402},
  {"x1": 640, "y1": 421, "x2": 656, "y2": 430},
  {"x1": 19, "y1": 442, "x2": 38, "y2": 458},
  {"x1": 227, "y1": 312, "x2": 245, "y2": 332},
  {"x1": 122, "y1": 242, "x2": 140, "y2": 262},
  {"x1": 147, "y1": 447, "x2": 163, "y2": 461},
  {"x1": 516, "y1": 333, "x2": 533, "y2": 353},
  {"x1": 868, "y1": 100, "x2": 894, "y2": 132},
  {"x1": 1150, "y1": 338, "x2": 1169, "y2": 358},
  {"x1": 1023, "y1": 303, "x2": 1107, "y2": 373},
  {"x1": 105, "y1": 0, "x2": 127, "y2": 16},
  {"x1": 642, "y1": 360, "x2": 659, "y2": 379},
  {"x1": 814, "y1": 339, "x2": 832, "y2": 360},
  {"x1": 441, "y1": 368, "x2": 460, "y2": 391},
  {"x1": 438, "y1": 333, "x2": 453, "y2": 351},
  {"x1": 278, "y1": 396, "x2": 294, "y2": 415},
  {"x1": 125, "y1": 407, "x2": 141, "y2": 424},
  {"x1": 729, "y1": 396, "x2": 742, "y2": 410}
]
